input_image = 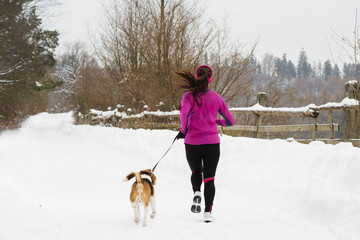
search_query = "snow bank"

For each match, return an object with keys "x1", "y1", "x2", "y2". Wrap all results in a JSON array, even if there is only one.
[
  {"x1": 1, "y1": 112, "x2": 360, "y2": 240},
  {"x1": 21, "y1": 112, "x2": 75, "y2": 129}
]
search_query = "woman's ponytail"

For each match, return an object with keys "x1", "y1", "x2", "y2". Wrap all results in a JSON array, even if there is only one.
[
  {"x1": 173, "y1": 66, "x2": 212, "y2": 106},
  {"x1": 173, "y1": 66, "x2": 212, "y2": 94}
]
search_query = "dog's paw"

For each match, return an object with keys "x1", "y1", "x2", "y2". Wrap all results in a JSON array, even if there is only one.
[
  {"x1": 134, "y1": 219, "x2": 140, "y2": 224},
  {"x1": 150, "y1": 213, "x2": 156, "y2": 219}
]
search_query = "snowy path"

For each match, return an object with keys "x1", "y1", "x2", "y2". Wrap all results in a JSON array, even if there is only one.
[{"x1": 1, "y1": 112, "x2": 360, "y2": 240}]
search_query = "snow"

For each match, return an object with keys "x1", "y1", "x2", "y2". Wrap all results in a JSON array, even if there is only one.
[
  {"x1": 312, "y1": 98, "x2": 359, "y2": 109},
  {"x1": 230, "y1": 103, "x2": 317, "y2": 113},
  {"x1": 89, "y1": 109, "x2": 127, "y2": 119},
  {"x1": 1, "y1": 112, "x2": 360, "y2": 240},
  {"x1": 125, "y1": 110, "x2": 180, "y2": 119},
  {"x1": 89, "y1": 108, "x2": 180, "y2": 120},
  {"x1": 35, "y1": 81, "x2": 42, "y2": 88},
  {"x1": 230, "y1": 97, "x2": 359, "y2": 113},
  {"x1": 346, "y1": 80, "x2": 358, "y2": 85},
  {"x1": 157, "y1": 102, "x2": 165, "y2": 106},
  {"x1": 88, "y1": 95, "x2": 359, "y2": 123},
  {"x1": 341, "y1": 97, "x2": 359, "y2": 107}
]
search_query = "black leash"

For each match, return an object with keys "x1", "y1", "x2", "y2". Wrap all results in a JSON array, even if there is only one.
[{"x1": 152, "y1": 136, "x2": 177, "y2": 172}]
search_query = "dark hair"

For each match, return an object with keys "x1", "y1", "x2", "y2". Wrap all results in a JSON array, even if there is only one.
[
  {"x1": 173, "y1": 66, "x2": 211, "y2": 92},
  {"x1": 173, "y1": 67, "x2": 212, "y2": 105}
]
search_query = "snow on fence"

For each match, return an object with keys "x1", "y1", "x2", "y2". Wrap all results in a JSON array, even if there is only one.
[
  {"x1": 78, "y1": 108, "x2": 182, "y2": 130},
  {"x1": 78, "y1": 81, "x2": 360, "y2": 146},
  {"x1": 226, "y1": 92, "x2": 358, "y2": 140}
]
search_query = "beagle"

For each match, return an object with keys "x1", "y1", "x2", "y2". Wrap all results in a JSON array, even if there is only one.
[{"x1": 125, "y1": 169, "x2": 156, "y2": 227}]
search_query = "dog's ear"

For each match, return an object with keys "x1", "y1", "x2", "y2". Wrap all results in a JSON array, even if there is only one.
[{"x1": 124, "y1": 172, "x2": 136, "y2": 182}]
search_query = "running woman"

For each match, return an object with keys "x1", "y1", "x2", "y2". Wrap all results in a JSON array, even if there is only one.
[{"x1": 174, "y1": 65, "x2": 234, "y2": 223}]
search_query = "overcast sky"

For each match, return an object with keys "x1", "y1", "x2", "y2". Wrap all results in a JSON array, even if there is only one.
[{"x1": 47, "y1": 0, "x2": 360, "y2": 64}]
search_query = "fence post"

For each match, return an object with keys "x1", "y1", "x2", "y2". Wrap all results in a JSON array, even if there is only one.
[
  {"x1": 78, "y1": 114, "x2": 83, "y2": 125},
  {"x1": 255, "y1": 114, "x2": 263, "y2": 138},
  {"x1": 313, "y1": 117, "x2": 318, "y2": 140},
  {"x1": 344, "y1": 80, "x2": 359, "y2": 139},
  {"x1": 149, "y1": 115, "x2": 154, "y2": 129},
  {"x1": 111, "y1": 113, "x2": 116, "y2": 126},
  {"x1": 255, "y1": 92, "x2": 267, "y2": 138},
  {"x1": 329, "y1": 109, "x2": 334, "y2": 139},
  {"x1": 257, "y1": 92, "x2": 268, "y2": 106}
]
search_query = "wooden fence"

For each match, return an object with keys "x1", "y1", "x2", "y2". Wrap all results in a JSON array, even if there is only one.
[{"x1": 78, "y1": 81, "x2": 360, "y2": 147}]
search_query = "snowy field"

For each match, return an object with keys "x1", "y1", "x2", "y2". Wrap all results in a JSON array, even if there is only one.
[{"x1": 1, "y1": 112, "x2": 360, "y2": 240}]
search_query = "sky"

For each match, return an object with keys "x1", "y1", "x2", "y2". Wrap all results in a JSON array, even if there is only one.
[
  {"x1": 207, "y1": 0, "x2": 359, "y2": 64},
  {"x1": 45, "y1": 0, "x2": 360, "y2": 64}
]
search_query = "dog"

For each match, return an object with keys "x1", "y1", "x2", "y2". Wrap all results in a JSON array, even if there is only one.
[{"x1": 124, "y1": 169, "x2": 156, "y2": 227}]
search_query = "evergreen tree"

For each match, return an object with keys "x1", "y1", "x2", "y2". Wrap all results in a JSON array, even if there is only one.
[
  {"x1": 287, "y1": 60, "x2": 296, "y2": 78},
  {"x1": 281, "y1": 54, "x2": 289, "y2": 73},
  {"x1": 275, "y1": 57, "x2": 283, "y2": 76},
  {"x1": 343, "y1": 63, "x2": 351, "y2": 78},
  {"x1": 324, "y1": 60, "x2": 333, "y2": 81},
  {"x1": 296, "y1": 49, "x2": 312, "y2": 79},
  {"x1": 343, "y1": 63, "x2": 360, "y2": 79},
  {"x1": 280, "y1": 54, "x2": 287, "y2": 77},
  {"x1": 249, "y1": 54, "x2": 260, "y2": 73},
  {"x1": 272, "y1": 53, "x2": 296, "y2": 79},
  {"x1": 275, "y1": 54, "x2": 291, "y2": 78},
  {"x1": 317, "y1": 61, "x2": 323, "y2": 80},
  {"x1": 0, "y1": 0, "x2": 59, "y2": 122},
  {"x1": 333, "y1": 64, "x2": 341, "y2": 78}
]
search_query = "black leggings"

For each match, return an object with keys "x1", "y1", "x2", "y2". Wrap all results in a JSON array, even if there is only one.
[{"x1": 185, "y1": 143, "x2": 220, "y2": 212}]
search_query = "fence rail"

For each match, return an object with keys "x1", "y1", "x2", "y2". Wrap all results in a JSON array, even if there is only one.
[
  {"x1": 224, "y1": 123, "x2": 340, "y2": 133},
  {"x1": 78, "y1": 81, "x2": 359, "y2": 147}
]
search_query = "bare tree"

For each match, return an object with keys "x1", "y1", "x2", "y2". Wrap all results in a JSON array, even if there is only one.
[
  {"x1": 329, "y1": 9, "x2": 360, "y2": 139},
  {"x1": 207, "y1": 21, "x2": 258, "y2": 106},
  {"x1": 49, "y1": 42, "x2": 88, "y2": 111},
  {"x1": 56, "y1": 42, "x2": 88, "y2": 92},
  {"x1": 94, "y1": 0, "x2": 214, "y2": 111},
  {"x1": 50, "y1": 42, "x2": 112, "y2": 113},
  {"x1": 330, "y1": 9, "x2": 360, "y2": 99}
]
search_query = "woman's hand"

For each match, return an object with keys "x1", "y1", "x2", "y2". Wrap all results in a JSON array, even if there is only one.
[{"x1": 176, "y1": 131, "x2": 186, "y2": 140}]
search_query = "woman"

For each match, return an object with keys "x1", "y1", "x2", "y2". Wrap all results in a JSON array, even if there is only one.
[{"x1": 174, "y1": 65, "x2": 234, "y2": 223}]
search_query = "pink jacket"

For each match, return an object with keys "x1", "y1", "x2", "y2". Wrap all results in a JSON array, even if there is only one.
[{"x1": 180, "y1": 90, "x2": 235, "y2": 145}]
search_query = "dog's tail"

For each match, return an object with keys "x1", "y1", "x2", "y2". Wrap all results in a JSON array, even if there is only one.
[
  {"x1": 140, "y1": 169, "x2": 156, "y2": 185},
  {"x1": 124, "y1": 172, "x2": 142, "y2": 184}
]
